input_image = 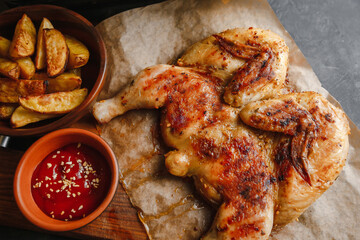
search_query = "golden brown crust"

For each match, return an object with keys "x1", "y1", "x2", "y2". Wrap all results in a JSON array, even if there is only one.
[{"x1": 8, "y1": 14, "x2": 36, "y2": 58}]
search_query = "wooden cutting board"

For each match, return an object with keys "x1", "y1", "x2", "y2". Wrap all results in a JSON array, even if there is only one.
[{"x1": 0, "y1": 114, "x2": 147, "y2": 239}]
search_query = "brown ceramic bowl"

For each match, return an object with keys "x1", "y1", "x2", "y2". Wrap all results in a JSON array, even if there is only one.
[
  {"x1": 0, "y1": 5, "x2": 107, "y2": 136},
  {"x1": 14, "y1": 128, "x2": 118, "y2": 231}
]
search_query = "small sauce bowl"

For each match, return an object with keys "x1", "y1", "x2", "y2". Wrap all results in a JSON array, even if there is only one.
[{"x1": 14, "y1": 128, "x2": 118, "y2": 231}]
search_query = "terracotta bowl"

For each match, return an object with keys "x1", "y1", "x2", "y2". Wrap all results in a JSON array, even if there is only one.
[
  {"x1": 0, "y1": 5, "x2": 107, "y2": 136},
  {"x1": 14, "y1": 128, "x2": 118, "y2": 231}
]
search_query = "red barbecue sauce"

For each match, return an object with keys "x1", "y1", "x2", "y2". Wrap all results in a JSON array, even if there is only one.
[{"x1": 31, "y1": 143, "x2": 111, "y2": 221}]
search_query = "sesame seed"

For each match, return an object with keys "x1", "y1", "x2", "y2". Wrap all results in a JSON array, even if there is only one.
[
  {"x1": 83, "y1": 162, "x2": 87, "y2": 167},
  {"x1": 47, "y1": 194, "x2": 51, "y2": 198},
  {"x1": 58, "y1": 180, "x2": 62, "y2": 183},
  {"x1": 61, "y1": 156, "x2": 65, "y2": 158},
  {"x1": 77, "y1": 143, "x2": 81, "y2": 148},
  {"x1": 50, "y1": 211, "x2": 54, "y2": 214},
  {"x1": 45, "y1": 176, "x2": 51, "y2": 181},
  {"x1": 66, "y1": 161, "x2": 72, "y2": 165},
  {"x1": 46, "y1": 184, "x2": 49, "y2": 188},
  {"x1": 47, "y1": 163, "x2": 52, "y2": 168},
  {"x1": 77, "y1": 192, "x2": 81, "y2": 196},
  {"x1": 77, "y1": 152, "x2": 80, "y2": 155},
  {"x1": 65, "y1": 219, "x2": 68, "y2": 222},
  {"x1": 84, "y1": 175, "x2": 88, "y2": 179},
  {"x1": 71, "y1": 209, "x2": 76, "y2": 213},
  {"x1": 56, "y1": 190, "x2": 60, "y2": 193},
  {"x1": 51, "y1": 215, "x2": 54, "y2": 218},
  {"x1": 61, "y1": 161, "x2": 64, "y2": 166},
  {"x1": 69, "y1": 215, "x2": 72, "y2": 219},
  {"x1": 52, "y1": 155, "x2": 57, "y2": 158},
  {"x1": 78, "y1": 205, "x2": 83, "y2": 210},
  {"x1": 61, "y1": 211, "x2": 64, "y2": 215},
  {"x1": 77, "y1": 159, "x2": 82, "y2": 163},
  {"x1": 66, "y1": 169, "x2": 70, "y2": 173},
  {"x1": 50, "y1": 188, "x2": 53, "y2": 192},
  {"x1": 72, "y1": 193, "x2": 76, "y2": 197},
  {"x1": 57, "y1": 151, "x2": 60, "y2": 154}
]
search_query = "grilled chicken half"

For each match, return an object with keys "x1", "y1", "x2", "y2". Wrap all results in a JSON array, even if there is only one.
[{"x1": 92, "y1": 28, "x2": 349, "y2": 239}]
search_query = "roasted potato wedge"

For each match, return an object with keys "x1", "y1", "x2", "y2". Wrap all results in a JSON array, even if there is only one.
[
  {"x1": 10, "y1": 106, "x2": 59, "y2": 128},
  {"x1": 35, "y1": 18, "x2": 54, "y2": 70},
  {"x1": 17, "y1": 79, "x2": 47, "y2": 97},
  {"x1": 32, "y1": 72, "x2": 81, "y2": 93},
  {"x1": 0, "y1": 78, "x2": 18, "y2": 102},
  {"x1": 0, "y1": 78, "x2": 47, "y2": 103},
  {"x1": 15, "y1": 57, "x2": 35, "y2": 79},
  {"x1": 47, "y1": 73, "x2": 81, "y2": 93},
  {"x1": 44, "y1": 29, "x2": 68, "y2": 77},
  {"x1": 65, "y1": 35, "x2": 89, "y2": 69},
  {"x1": 0, "y1": 36, "x2": 11, "y2": 58},
  {"x1": 0, "y1": 103, "x2": 17, "y2": 119},
  {"x1": 0, "y1": 57, "x2": 19, "y2": 80},
  {"x1": 9, "y1": 14, "x2": 36, "y2": 58},
  {"x1": 19, "y1": 88, "x2": 87, "y2": 114}
]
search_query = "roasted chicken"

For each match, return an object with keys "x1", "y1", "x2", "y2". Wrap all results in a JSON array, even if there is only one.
[{"x1": 92, "y1": 28, "x2": 349, "y2": 239}]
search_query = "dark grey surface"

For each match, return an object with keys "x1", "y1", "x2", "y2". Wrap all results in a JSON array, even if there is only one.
[
  {"x1": 0, "y1": 0, "x2": 359, "y2": 239},
  {"x1": 269, "y1": 0, "x2": 360, "y2": 127}
]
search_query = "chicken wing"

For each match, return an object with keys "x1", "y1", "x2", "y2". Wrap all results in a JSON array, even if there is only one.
[{"x1": 240, "y1": 92, "x2": 349, "y2": 225}]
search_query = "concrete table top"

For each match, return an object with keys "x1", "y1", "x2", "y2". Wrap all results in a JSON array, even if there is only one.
[{"x1": 0, "y1": 0, "x2": 358, "y2": 239}]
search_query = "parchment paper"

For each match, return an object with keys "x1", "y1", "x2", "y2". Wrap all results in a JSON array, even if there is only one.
[{"x1": 95, "y1": 0, "x2": 360, "y2": 239}]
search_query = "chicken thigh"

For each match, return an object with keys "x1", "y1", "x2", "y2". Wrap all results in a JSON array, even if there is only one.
[{"x1": 92, "y1": 28, "x2": 349, "y2": 239}]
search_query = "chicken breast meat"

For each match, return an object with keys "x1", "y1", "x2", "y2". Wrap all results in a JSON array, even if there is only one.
[{"x1": 92, "y1": 28, "x2": 350, "y2": 239}]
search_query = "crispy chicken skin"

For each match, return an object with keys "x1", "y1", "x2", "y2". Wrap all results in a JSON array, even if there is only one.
[{"x1": 92, "y1": 28, "x2": 349, "y2": 239}]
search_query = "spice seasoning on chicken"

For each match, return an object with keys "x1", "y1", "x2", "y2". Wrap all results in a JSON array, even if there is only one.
[{"x1": 31, "y1": 142, "x2": 111, "y2": 221}]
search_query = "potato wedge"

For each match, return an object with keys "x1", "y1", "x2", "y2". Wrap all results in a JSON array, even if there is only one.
[
  {"x1": 17, "y1": 79, "x2": 47, "y2": 97},
  {"x1": 35, "y1": 18, "x2": 54, "y2": 70},
  {"x1": 9, "y1": 14, "x2": 36, "y2": 58},
  {"x1": 0, "y1": 36, "x2": 11, "y2": 57},
  {"x1": 0, "y1": 103, "x2": 17, "y2": 119},
  {"x1": 47, "y1": 73, "x2": 81, "y2": 93},
  {"x1": 65, "y1": 35, "x2": 89, "y2": 69},
  {"x1": 32, "y1": 72, "x2": 81, "y2": 93},
  {"x1": 0, "y1": 57, "x2": 19, "y2": 80},
  {"x1": 19, "y1": 88, "x2": 87, "y2": 114},
  {"x1": 0, "y1": 78, "x2": 47, "y2": 103},
  {"x1": 10, "y1": 106, "x2": 59, "y2": 128},
  {"x1": 15, "y1": 57, "x2": 35, "y2": 79},
  {"x1": 0, "y1": 78, "x2": 18, "y2": 102},
  {"x1": 44, "y1": 29, "x2": 68, "y2": 77}
]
